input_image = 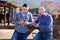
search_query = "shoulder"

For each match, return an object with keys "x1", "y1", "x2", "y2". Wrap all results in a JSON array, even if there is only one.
[
  {"x1": 47, "y1": 14, "x2": 52, "y2": 18},
  {"x1": 35, "y1": 15, "x2": 40, "y2": 20},
  {"x1": 14, "y1": 13, "x2": 19, "y2": 16},
  {"x1": 15, "y1": 12, "x2": 20, "y2": 15},
  {"x1": 27, "y1": 12, "x2": 33, "y2": 16},
  {"x1": 28, "y1": 12, "x2": 32, "y2": 15},
  {"x1": 47, "y1": 13, "x2": 53, "y2": 20}
]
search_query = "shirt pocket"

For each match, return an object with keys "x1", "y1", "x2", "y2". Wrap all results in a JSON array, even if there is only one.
[{"x1": 17, "y1": 15, "x2": 23, "y2": 21}]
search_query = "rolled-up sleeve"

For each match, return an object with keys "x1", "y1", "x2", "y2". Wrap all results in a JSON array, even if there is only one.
[
  {"x1": 28, "y1": 14, "x2": 33, "y2": 22},
  {"x1": 12, "y1": 13, "x2": 19, "y2": 25}
]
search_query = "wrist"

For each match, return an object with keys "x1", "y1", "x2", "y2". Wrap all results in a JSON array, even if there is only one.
[{"x1": 18, "y1": 22, "x2": 21, "y2": 24}]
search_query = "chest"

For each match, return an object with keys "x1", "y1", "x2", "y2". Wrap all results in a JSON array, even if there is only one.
[
  {"x1": 17, "y1": 13, "x2": 30, "y2": 21},
  {"x1": 39, "y1": 17, "x2": 47, "y2": 24}
]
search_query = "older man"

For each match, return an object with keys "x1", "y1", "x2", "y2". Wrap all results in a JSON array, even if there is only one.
[{"x1": 32, "y1": 7, "x2": 53, "y2": 40}]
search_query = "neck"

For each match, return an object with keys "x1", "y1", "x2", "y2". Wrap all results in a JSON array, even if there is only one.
[
  {"x1": 40, "y1": 13, "x2": 45, "y2": 18},
  {"x1": 21, "y1": 11, "x2": 27, "y2": 14}
]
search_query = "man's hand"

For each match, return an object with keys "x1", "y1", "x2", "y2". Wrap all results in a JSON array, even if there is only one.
[
  {"x1": 23, "y1": 21, "x2": 28, "y2": 25},
  {"x1": 18, "y1": 20, "x2": 25, "y2": 24},
  {"x1": 32, "y1": 22, "x2": 38, "y2": 28},
  {"x1": 18, "y1": 20, "x2": 28, "y2": 25}
]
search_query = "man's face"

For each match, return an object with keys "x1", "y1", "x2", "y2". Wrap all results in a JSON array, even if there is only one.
[
  {"x1": 22, "y1": 7, "x2": 29, "y2": 13},
  {"x1": 38, "y1": 9, "x2": 44, "y2": 16}
]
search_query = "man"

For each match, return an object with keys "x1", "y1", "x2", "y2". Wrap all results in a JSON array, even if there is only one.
[
  {"x1": 11, "y1": 4, "x2": 33, "y2": 40},
  {"x1": 32, "y1": 7, "x2": 53, "y2": 40}
]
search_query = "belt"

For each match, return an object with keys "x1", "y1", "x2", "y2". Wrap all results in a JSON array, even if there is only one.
[{"x1": 41, "y1": 32, "x2": 52, "y2": 34}]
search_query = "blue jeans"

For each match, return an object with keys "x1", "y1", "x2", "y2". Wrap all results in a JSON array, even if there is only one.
[
  {"x1": 33, "y1": 32, "x2": 53, "y2": 40},
  {"x1": 11, "y1": 30, "x2": 28, "y2": 40}
]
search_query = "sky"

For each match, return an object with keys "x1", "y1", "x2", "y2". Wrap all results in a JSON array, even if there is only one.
[{"x1": 8, "y1": 0, "x2": 60, "y2": 8}]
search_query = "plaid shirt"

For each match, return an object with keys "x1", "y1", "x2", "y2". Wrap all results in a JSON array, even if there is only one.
[{"x1": 12, "y1": 12, "x2": 33, "y2": 33}]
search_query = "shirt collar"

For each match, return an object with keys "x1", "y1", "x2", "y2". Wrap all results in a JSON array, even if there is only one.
[
  {"x1": 39, "y1": 13, "x2": 48, "y2": 18},
  {"x1": 44, "y1": 12, "x2": 48, "y2": 16},
  {"x1": 21, "y1": 11, "x2": 28, "y2": 14}
]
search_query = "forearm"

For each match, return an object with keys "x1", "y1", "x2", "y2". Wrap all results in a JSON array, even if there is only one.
[{"x1": 12, "y1": 20, "x2": 19, "y2": 25}]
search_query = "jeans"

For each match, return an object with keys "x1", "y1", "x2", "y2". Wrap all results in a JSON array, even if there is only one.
[
  {"x1": 11, "y1": 30, "x2": 28, "y2": 40},
  {"x1": 33, "y1": 32, "x2": 53, "y2": 40}
]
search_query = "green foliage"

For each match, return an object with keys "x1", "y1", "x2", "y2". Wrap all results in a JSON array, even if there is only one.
[{"x1": 29, "y1": 8, "x2": 38, "y2": 14}]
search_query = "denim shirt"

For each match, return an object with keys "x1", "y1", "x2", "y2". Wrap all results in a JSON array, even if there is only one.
[
  {"x1": 34, "y1": 13, "x2": 53, "y2": 32},
  {"x1": 12, "y1": 12, "x2": 33, "y2": 33}
]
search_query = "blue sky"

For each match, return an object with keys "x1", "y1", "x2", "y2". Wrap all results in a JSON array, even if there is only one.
[{"x1": 11, "y1": 0, "x2": 60, "y2": 8}]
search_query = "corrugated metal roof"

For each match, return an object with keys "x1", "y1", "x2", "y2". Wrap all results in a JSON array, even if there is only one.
[{"x1": 0, "y1": 0, "x2": 20, "y2": 7}]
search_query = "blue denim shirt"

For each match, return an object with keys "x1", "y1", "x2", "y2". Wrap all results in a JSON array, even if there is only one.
[
  {"x1": 12, "y1": 12, "x2": 33, "y2": 33},
  {"x1": 34, "y1": 13, "x2": 53, "y2": 32}
]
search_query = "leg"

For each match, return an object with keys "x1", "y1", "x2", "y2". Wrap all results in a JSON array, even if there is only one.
[
  {"x1": 44, "y1": 32, "x2": 53, "y2": 40},
  {"x1": 19, "y1": 32, "x2": 28, "y2": 40},
  {"x1": 33, "y1": 32, "x2": 42, "y2": 40},
  {"x1": 11, "y1": 30, "x2": 19, "y2": 40}
]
